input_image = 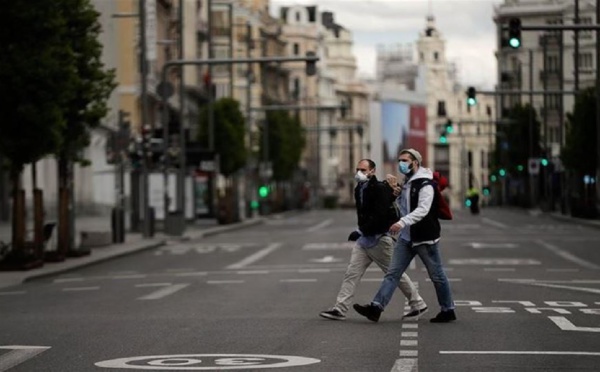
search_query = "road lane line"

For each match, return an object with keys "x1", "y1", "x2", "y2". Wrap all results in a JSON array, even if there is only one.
[
  {"x1": 306, "y1": 219, "x2": 333, "y2": 232},
  {"x1": 236, "y1": 270, "x2": 270, "y2": 275},
  {"x1": 176, "y1": 271, "x2": 207, "y2": 277},
  {"x1": 207, "y1": 280, "x2": 244, "y2": 284},
  {"x1": 481, "y1": 218, "x2": 508, "y2": 229},
  {"x1": 226, "y1": 243, "x2": 282, "y2": 269},
  {"x1": 0, "y1": 346, "x2": 51, "y2": 372},
  {"x1": 135, "y1": 283, "x2": 172, "y2": 287},
  {"x1": 53, "y1": 278, "x2": 84, "y2": 283},
  {"x1": 440, "y1": 351, "x2": 600, "y2": 356},
  {"x1": 0, "y1": 291, "x2": 26, "y2": 296},
  {"x1": 137, "y1": 283, "x2": 189, "y2": 300},
  {"x1": 536, "y1": 239, "x2": 600, "y2": 270},
  {"x1": 62, "y1": 287, "x2": 99, "y2": 291},
  {"x1": 112, "y1": 274, "x2": 147, "y2": 280},
  {"x1": 484, "y1": 268, "x2": 515, "y2": 272},
  {"x1": 280, "y1": 279, "x2": 317, "y2": 283}
]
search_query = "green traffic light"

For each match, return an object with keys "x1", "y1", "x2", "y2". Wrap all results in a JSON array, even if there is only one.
[
  {"x1": 541, "y1": 158, "x2": 549, "y2": 166},
  {"x1": 490, "y1": 175, "x2": 497, "y2": 182},
  {"x1": 517, "y1": 165, "x2": 524, "y2": 172},
  {"x1": 446, "y1": 124, "x2": 454, "y2": 134},
  {"x1": 483, "y1": 188, "x2": 490, "y2": 196},
  {"x1": 467, "y1": 97, "x2": 477, "y2": 106},
  {"x1": 499, "y1": 169, "x2": 506, "y2": 177},
  {"x1": 509, "y1": 38, "x2": 521, "y2": 48},
  {"x1": 439, "y1": 135, "x2": 448, "y2": 144},
  {"x1": 465, "y1": 199, "x2": 472, "y2": 207},
  {"x1": 258, "y1": 185, "x2": 269, "y2": 198}
]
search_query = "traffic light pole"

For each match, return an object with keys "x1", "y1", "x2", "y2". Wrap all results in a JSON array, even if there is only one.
[
  {"x1": 159, "y1": 54, "x2": 319, "y2": 229},
  {"x1": 139, "y1": 0, "x2": 151, "y2": 238}
]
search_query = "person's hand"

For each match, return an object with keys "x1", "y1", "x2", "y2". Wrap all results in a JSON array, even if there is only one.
[
  {"x1": 386, "y1": 174, "x2": 398, "y2": 186},
  {"x1": 348, "y1": 231, "x2": 361, "y2": 241},
  {"x1": 389, "y1": 221, "x2": 405, "y2": 234},
  {"x1": 391, "y1": 185, "x2": 401, "y2": 196}
]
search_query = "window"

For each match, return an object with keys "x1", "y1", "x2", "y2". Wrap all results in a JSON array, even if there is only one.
[
  {"x1": 437, "y1": 100, "x2": 446, "y2": 117},
  {"x1": 434, "y1": 51, "x2": 439, "y2": 61},
  {"x1": 546, "y1": 54, "x2": 559, "y2": 72},
  {"x1": 293, "y1": 43, "x2": 300, "y2": 55},
  {"x1": 295, "y1": 12, "x2": 300, "y2": 22},
  {"x1": 577, "y1": 52, "x2": 593, "y2": 69},
  {"x1": 578, "y1": 17, "x2": 593, "y2": 39}
]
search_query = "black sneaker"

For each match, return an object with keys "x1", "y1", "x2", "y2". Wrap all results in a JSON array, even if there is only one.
[
  {"x1": 353, "y1": 303, "x2": 382, "y2": 322},
  {"x1": 319, "y1": 308, "x2": 346, "y2": 320},
  {"x1": 402, "y1": 307, "x2": 429, "y2": 320},
  {"x1": 430, "y1": 309, "x2": 457, "y2": 323}
]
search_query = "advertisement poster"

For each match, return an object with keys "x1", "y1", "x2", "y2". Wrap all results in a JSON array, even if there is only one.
[
  {"x1": 407, "y1": 105, "x2": 428, "y2": 166},
  {"x1": 381, "y1": 101, "x2": 410, "y2": 176}
]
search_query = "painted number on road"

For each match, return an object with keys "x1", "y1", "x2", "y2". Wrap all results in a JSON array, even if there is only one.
[
  {"x1": 95, "y1": 354, "x2": 320, "y2": 370},
  {"x1": 0, "y1": 346, "x2": 50, "y2": 372}
]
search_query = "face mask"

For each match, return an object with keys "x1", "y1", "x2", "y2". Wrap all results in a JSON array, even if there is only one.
[
  {"x1": 355, "y1": 171, "x2": 368, "y2": 183},
  {"x1": 398, "y1": 161, "x2": 413, "y2": 175}
]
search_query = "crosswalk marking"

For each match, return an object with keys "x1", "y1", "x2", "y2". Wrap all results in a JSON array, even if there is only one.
[{"x1": 137, "y1": 283, "x2": 189, "y2": 300}]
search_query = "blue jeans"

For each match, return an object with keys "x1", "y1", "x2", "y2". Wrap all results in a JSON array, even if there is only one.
[{"x1": 372, "y1": 239, "x2": 454, "y2": 312}]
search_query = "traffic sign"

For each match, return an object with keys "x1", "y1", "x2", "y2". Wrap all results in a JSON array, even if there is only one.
[{"x1": 528, "y1": 158, "x2": 540, "y2": 175}]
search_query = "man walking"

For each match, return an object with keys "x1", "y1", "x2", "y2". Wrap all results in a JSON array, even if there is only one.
[
  {"x1": 353, "y1": 149, "x2": 456, "y2": 323},
  {"x1": 319, "y1": 159, "x2": 428, "y2": 321}
]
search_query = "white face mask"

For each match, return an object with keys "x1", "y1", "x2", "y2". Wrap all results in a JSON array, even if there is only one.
[{"x1": 354, "y1": 171, "x2": 368, "y2": 183}]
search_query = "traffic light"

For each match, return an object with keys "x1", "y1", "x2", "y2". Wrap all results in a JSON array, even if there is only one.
[
  {"x1": 445, "y1": 119, "x2": 454, "y2": 134},
  {"x1": 517, "y1": 164, "x2": 524, "y2": 172},
  {"x1": 499, "y1": 168, "x2": 506, "y2": 177},
  {"x1": 466, "y1": 87, "x2": 477, "y2": 106},
  {"x1": 541, "y1": 158, "x2": 549, "y2": 167},
  {"x1": 305, "y1": 51, "x2": 317, "y2": 76},
  {"x1": 439, "y1": 119, "x2": 453, "y2": 143},
  {"x1": 490, "y1": 174, "x2": 497, "y2": 182},
  {"x1": 508, "y1": 18, "x2": 522, "y2": 49},
  {"x1": 258, "y1": 185, "x2": 270, "y2": 198},
  {"x1": 482, "y1": 186, "x2": 490, "y2": 196}
]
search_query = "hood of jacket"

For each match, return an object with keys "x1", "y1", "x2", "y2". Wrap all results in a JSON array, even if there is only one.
[{"x1": 405, "y1": 167, "x2": 433, "y2": 185}]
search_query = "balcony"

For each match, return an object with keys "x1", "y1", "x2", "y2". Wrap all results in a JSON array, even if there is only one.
[
  {"x1": 539, "y1": 70, "x2": 561, "y2": 81},
  {"x1": 539, "y1": 34, "x2": 561, "y2": 47}
]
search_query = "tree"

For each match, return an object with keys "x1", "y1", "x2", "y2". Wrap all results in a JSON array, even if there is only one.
[
  {"x1": 0, "y1": 1, "x2": 77, "y2": 265},
  {"x1": 562, "y1": 87, "x2": 597, "y2": 175},
  {"x1": 53, "y1": 0, "x2": 116, "y2": 258},
  {"x1": 262, "y1": 111, "x2": 306, "y2": 181},
  {"x1": 494, "y1": 103, "x2": 542, "y2": 175},
  {"x1": 197, "y1": 98, "x2": 247, "y2": 176}
]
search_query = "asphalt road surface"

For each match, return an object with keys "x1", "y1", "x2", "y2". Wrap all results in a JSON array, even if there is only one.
[{"x1": 1, "y1": 207, "x2": 599, "y2": 372}]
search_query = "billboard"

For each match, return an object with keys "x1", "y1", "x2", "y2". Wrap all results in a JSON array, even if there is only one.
[
  {"x1": 380, "y1": 101, "x2": 428, "y2": 176},
  {"x1": 381, "y1": 101, "x2": 410, "y2": 177}
]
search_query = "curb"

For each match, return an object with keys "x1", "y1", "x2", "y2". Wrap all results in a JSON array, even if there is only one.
[{"x1": 20, "y1": 240, "x2": 167, "y2": 285}]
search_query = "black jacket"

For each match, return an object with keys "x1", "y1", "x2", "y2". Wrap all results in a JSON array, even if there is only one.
[
  {"x1": 354, "y1": 176, "x2": 395, "y2": 236},
  {"x1": 408, "y1": 178, "x2": 441, "y2": 242}
]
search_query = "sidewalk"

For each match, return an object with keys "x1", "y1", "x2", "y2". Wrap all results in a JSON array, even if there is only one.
[{"x1": 0, "y1": 215, "x2": 266, "y2": 289}]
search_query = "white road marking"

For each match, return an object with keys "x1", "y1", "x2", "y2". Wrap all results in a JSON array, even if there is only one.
[
  {"x1": 62, "y1": 287, "x2": 99, "y2": 291},
  {"x1": 390, "y1": 358, "x2": 418, "y2": 372},
  {"x1": 137, "y1": 283, "x2": 189, "y2": 300},
  {"x1": 402, "y1": 332, "x2": 418, "y2": 338},
  {"x1": 0, "y1": 346, "x2": 50, "y2": 372},
  {"x1": 549, "y1": 317, "x2": 600, "y2": 332},
  {"x1": 112, "y1": 274, "x2": 147, "y2": 280},
  {"x1": 426, "y1": 278, "x2": 461, "y2": 282},
  {"x1": 450, "y1": 258, "x2": 540, "y2": 265},
  {"x1": 402, "y1": 324, "x2": 418, "y2": 329},
  {"x1": 310, "y1": 255, "x2": 342, "y2": 263},
  {"x1": 400, "y1": 340, "x2": 418, "y2": 346},
  {"x1": 484, "y1": 268, "x2": 515, "y2": 272},
  {"x1": 399, "y1": 350, "x2": 418, "y2": 357},
  {"x1": 280, "y1": 279, "x2": 317, "y2": 283},
  {"x1": 176, "y1": 271, "x2": 207, "y2": 277},
  {"x1": 236, "y1": 270, "x2": 269, "y2": 275},
  {"x1": 226, "y1": 243, "x2": 282, "y2": 269},
  {"x1": 135, "y1": 283, "x2": 172, "y2": 287},
  {"x1": 207, "y1": 280, "x2": 244, "y2": 284},
  {"x1": 302, "y1": 242, "x2": 354, "y2": 250},
  {"x1": 536, "y1": 239, "x2": 600, "y2": 270},
  {"x1": 298, "y1": 268, "x2": 331, "y2": 273},
  {"x1": 465, "y1": 242, "x2": 517, "y2": 249},
  {"x1": 546, "y1": 268, "x2": 580, "y2": 272},
  {"x1": 53, "y1": 278, "x2": 84, "y2": 283},
  {"x1": 0, "y1": 291, "x2": 26, "y2": 296},
  {"x1": 515, "y1": 281, "x2": 600, "y2": 295},
  {"x1": 481, "y1": 218, "x2": 508, "y2": 229},
  {"x1": 306, "y1": 219, "x2": 333, "y2": 232},
  {"x1": 441, "y1": 350, "x2": 600, "y2": 355},
  {"x1": 165, "y1": 268, "x2": 195, "y2": 273}
]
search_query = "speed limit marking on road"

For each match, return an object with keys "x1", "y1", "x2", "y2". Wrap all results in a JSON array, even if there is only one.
[{"x1": 95, "y1": 354, "x2": 321, "y2": 370}]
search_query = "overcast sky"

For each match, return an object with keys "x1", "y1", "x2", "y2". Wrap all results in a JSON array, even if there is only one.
[{"x1": 271, "y1": 0, "x2": 503, "y2": 89}]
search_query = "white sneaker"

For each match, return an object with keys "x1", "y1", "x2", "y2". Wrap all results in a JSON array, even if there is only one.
[{"x1": 402, "y1": 307, "x2": 429, "y2": 320}]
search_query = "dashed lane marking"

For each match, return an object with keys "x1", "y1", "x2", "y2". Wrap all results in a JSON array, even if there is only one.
[
  {"x1": 226, "y1": 243, "x2": 282, "y2": 270},
  {"x1": 206, "y1": 280, "x2": 244, "y2": 284},
  {"x1": 279, "y1": 279, "x2": 317, "y2": 283},
  {"x1": 137, "y1": 284, "x2": 189, "y2": 300},
  {"x1": 306, "y1": 219, "x2": 333, "y2": 232},
  {"x1": 535, "y1": 239, "x2": 600, "y2": 270},
  {"x1": 0, "y1": 291, "x2": 26, "y2": 296},
  {"x1": 61, "y1": 287, "x2": 99, "y2": 291}
]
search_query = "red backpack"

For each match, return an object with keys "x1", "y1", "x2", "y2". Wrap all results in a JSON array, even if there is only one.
[{"x1": 433, "y1": 172, "x2": 453, "y2": 220}]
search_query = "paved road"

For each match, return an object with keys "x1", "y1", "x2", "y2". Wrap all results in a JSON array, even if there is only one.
[{"x1": 0, "y1": 208, "x2": 599, "y2": 371}]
